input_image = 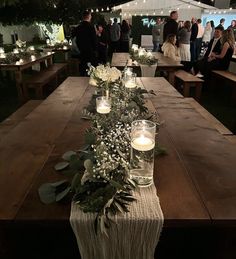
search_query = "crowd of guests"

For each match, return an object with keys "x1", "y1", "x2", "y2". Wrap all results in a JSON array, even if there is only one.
[
  {"x1": 72, "y1": 10, "x2": 235, "y2": 79},
  {"x1": 153, "y1": 11, "x2": 235, "y2": 80},
  {"x1": 72, "y1": 10, "x2": 132, "y2": 76}
]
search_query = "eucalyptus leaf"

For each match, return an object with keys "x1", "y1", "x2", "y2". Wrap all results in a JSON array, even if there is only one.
[
  {"x1": 56, "y1": 186, "x2": 71, "y2": 202},
  {"x1": 84, "y1": 159, "x2": 93, "y2": 174},
  {"x1": 54, "y1": 161, "x2": 69, "y2": 171},
  {"x1": 71, "y1": 173, "x2": 82, "y2": 192},
  {"x1": 38, "y1": 183, "x2": 56, "y2": 204},
  {"x1": 62, "y1": 151, "x2": 77, "y2": 161},
  {"x1": 50, "y1": 180, "x2": 68, "y2": 187}
]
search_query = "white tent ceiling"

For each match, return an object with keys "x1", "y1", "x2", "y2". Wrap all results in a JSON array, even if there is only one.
[{"x1": 113, "y1": 0, "x2": 218, "y2": 20}]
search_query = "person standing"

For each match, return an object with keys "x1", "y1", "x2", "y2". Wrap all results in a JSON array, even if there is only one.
[
  {"x1": 96, "y1": 24, "x2": 108, "y2": 64},
  {"x1": 178, "y1": 20, "x2": 191, "y2": 70},
  {"x1": 217, "y1": 18, "x2": 225, "y2": 30},
  {"x1": 196, "y1": 18, "x2": 204, "y2": 59},
  {"x1": 75, "y1": 10, "x2": 97, "y2": 76},
  {"x1": 227, "y1": 20, "x2": 236, "y2": 41},
  {"x1": 152, "y1": 18, "x2": 162, "y2": 52},
  {"x1": 120, "y1": 20, "x2": 131, "y2": 52},
  {"x1": 110, "y1": 18, "x2": 121, "y2": 55},
  {"x1": 190, "y1": 17, "x2": 198, "y2": 62},
  {"x1": 163, "y1": 11, "x2": 178, "y2": 42},
  {"x1": 202, "y1": 21, "x2": 212, "y2": 48}
]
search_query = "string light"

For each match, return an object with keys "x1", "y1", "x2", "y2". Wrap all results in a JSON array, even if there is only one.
[
  {"x1": 101, "y1": 8, "x2": 104, "y2": 11},
  {"x1": 91, "y1": 9, "x2": 94, "y2": 13},
  {"x1": 106, "y1": 6, "x2": 109, "y2": 11},
  {"x1": 96, "y1": 8, "x2": 99, "y2": 12}
]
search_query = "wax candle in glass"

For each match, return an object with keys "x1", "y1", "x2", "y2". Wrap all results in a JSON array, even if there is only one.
[
  {"x1": 96, "y1": 96, "x2": 111, "y2": 114},
  {"x1": 124, "y1": 72, "x2": 137, "y2": 89},
  {"x1": 130, "y1": 120, "x2": 156, "y2": 187},
  {"x1": 0, "y1": 47, "x2": 5, "y2": 54},
  {"x1": 13, "y1": 48, "x2": 19, "y2": 54}
]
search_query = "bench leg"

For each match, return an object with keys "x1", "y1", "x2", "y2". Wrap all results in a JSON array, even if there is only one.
[
  {"x1": 195, "y1": 83, "x2": 202, "y2": 102},
  {"x1": 183, "y1": 82, "x2": 190, "y2": 97},
  {"x1": 35, "y1": 85, "x2": 43, "y2": 99}
]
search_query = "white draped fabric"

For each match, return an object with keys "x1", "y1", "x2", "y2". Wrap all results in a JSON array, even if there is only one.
[{"x1": 70, "y1": 184, "x2": 164, "y2": 259}]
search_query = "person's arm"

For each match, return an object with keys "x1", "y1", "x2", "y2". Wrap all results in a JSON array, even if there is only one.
[{"x1": 211, "y1": 42, "x2": 229, "y2": 59}]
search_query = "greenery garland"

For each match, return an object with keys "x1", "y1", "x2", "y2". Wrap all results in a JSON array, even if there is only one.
[{"x1": 38, "y1": 66, "x2": 166, "y2": 235}]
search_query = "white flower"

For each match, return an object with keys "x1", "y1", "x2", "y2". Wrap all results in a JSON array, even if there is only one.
[
  {"x1": 16, "y1": 40, "x2": 26, "y2": 48},
  {"x1": 89, "y1": 78, "x2": 98, "y2": 86}
]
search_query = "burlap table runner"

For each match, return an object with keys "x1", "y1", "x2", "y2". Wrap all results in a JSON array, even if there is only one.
[{"x1": 70, "y1": 184, "x2": 163, "y2": 259}]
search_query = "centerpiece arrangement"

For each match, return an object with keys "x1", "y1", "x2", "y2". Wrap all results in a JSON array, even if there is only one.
[
  {"x1": 38, "y1": 64, "x2": 165, "y2": 235},
  {"x1": 130, "y1": 44, "x2": 158, "y2": 66},
  {"x1": 44, "y1": 39, "x2": 70, "y2": 50},
  {"x1": 0, "y1": 40, "x2": 40, "y2": 65}
]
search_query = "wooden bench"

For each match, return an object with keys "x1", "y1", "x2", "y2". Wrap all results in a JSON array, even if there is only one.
[
  {"x1": 187, "y1": 98, "x2": 233, "y2": 135},
  {"x1": 175, "y1": 70, "x2": 204, "y2": 101},
  {"x1": 23, "y1": 70, "x2": 58, "y2": 99},
  {"x1": 212, "y1": 70, "x2": 236, "y2": 103},
  {"x1": 48, "y1": 63, "x2": 68, "y2": 79},
  {"x1": 0, "y1": 100, "x2": 42, "y2": 137}
]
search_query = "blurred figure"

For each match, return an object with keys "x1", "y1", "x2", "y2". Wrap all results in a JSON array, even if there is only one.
[
  {"x1": 202, "y1": 22, "x2": 212, "y2": 48},
  {"x1": 178, "y1": 20, "x2": 191, "y2": 70},
  {"x1": 178, "y1": 21, "x2": 184, "y2": 31},
  {"x1": 162, "y1": 34, "x2": 181, "y2": 61},
  {"x1": 110, "y1": 18, "x2": 121, "y2": 55},
  {"x1": 196, "y1": 18, "x2": 204, "y2": 59},
  {"x1": 76, "y1": 10, "x2": 97, "y2": 76},
  {"x1": 190, "y1": 17, "x2": 198, "y2": 62},
  {"x1": 96, "y1": 24, "x2": 108, "y2": 64},
  {"x1": 120, "y1": 20, "x2": 131, "y2": 52},
  {"x1": 210, "y1": 20, "x2": 215, "y2": 39},
  {"x1": 227, "y1": 20, "x2": 236, "y2": 41},
  {"x1": 193, "y1": 26, "x2": 224, "y2": 79},
  {"x1": 152, "y1": 18, "x2": 162, "y2": 52},
  {"x1": 217, "y1": 18, "x2": 225, "y2": 30},
  {"x1": 163, "y1": 11, "x2": 178, "y2": 42}
]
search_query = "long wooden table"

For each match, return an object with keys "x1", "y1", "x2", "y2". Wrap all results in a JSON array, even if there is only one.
[
  {"x1": 111, "y1": 52, "x2": 183, "y2": 85},
  {"x1": 0, "y1": 77, "x2": 236, "y2": 258},
  {"x1": 0, "y1": 52, "x2": 54, "y2": 103}
]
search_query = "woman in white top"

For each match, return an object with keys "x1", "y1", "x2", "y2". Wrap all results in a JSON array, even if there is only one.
[
  {"x1": 161, "y1": 34, "x2": 181, "y2": 61},
  {"x1": 202, "y1": 22, "x2": 212, "y2": 47}
]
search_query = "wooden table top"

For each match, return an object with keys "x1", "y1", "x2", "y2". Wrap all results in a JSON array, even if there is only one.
[
  {"x1": 0, "y1": 77, "x2": 236, "y2": 227},
  {"x1": 0, "y1": 52, "x2": 54, "y2": 71},
  {"x1": 111, "y1": 52, "x2": 183, "y2": 69}
]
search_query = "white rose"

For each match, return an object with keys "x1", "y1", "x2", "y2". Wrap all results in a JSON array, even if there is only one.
[{"x1": 89, "y1": 78, "x2": 98, "y2": 86}]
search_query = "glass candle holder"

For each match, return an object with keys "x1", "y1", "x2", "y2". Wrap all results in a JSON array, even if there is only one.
[
  {"x1": 0, "y1": 47, "x2": 5, "y2": 54},
  {"x1": 124, "y1": 72, "x2": 137, "y2": 89},
  {"x1": 13, "y1": 48, "x2": 20, "y2": 54},
  {"x1": 130, "y1": 120, "x2": 156, "y2": 187},
  {"x1": 96, "y1": 96, "x2": 111, "y2": 114},
  {"x1": 0, "y1": 53, "x2": 6, "y2": 59}
]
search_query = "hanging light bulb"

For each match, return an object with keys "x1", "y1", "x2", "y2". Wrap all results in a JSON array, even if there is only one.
[
  {"x1": 153, "y1": 12, "x2": 156, "y2": 15},
  {"x1": 177, "y1": 7, "x2": 179, "y2": 10},
  {"x1": 107, "y1": 6, "x2": 109, "y2": 11},
  {"x1": 143, "y1": 0, "x2": 146, "y2": 3},
  {"x1": 101, "y1": 8, "x2": 104, "y2": 11},
  {"x1": 91, "y1": 9, "x2": 94, "y2": 13},
  {"x1": 188, "y1": 5, "x2": 191, "y2": 8},
  {"x1": 230, "y1": 7, "x2": 232, "y2": 10},
  {"x1": 223, "y1": 10, "x2": 226, "y2": 13},
  {"x1": 96, "y1": 8, "x2": 99, "y2": 12},
  {"x1": 198, "y1": 1, "x2": 201, "y2": 4},
  {"x1": 161, "y1": 10, "x2": 163, "y2": 14}
]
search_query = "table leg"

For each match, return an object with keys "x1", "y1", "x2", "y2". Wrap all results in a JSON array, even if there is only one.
[
  {"x1": 14, "y1": 70, "x2": 25, "y2": 103},
  {"x1": 183, "y1": 83, "x2": 190, "y2": 97},
  {"x1": 47, "y1": 56, "x2": 53, "y2": 66},
  {"x1": 195, "y1": 83, "x2": 202, "y2": 102},
  {"x1": 168, "y1": 71, "x2": 175, "y2": 86}
]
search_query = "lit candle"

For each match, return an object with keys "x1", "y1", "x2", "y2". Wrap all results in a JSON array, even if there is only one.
[
  {"x1": 63, "y1": 46, "x2": 68, "y2": 50},
  {"x1": 47, "y1": 51, "x2": 52, "y2": 55},
  {"x1": 131, "y1": 135, "x2": 155, "y2": 151},
  {"x1": 125, "y1": 80, "x2": 136, "y2": 88},
  {"x1": 29, "y1": 46, "x2": 35, "y2": 51},
  {"x1": 31, "y1": 55, "x2": 36, "y2": 61},
  {"x1": 13, "y1": 48, "x2": 19, "y2": 54},
  {"x1": 0, "y1": 53, "x2": 6, "y2": 58},
  {"x1": 96, "y1": 97, "x2": 111, "y2": 114},
  {"x1": 46, "y1": 39, "x2": 50, "y2": 45},
  {"x1": 97, "y1": 104, "x2": 111, "y2": 114},
  {"x1": 0, "y1": 48, "x2": 5, "y2": 54}
]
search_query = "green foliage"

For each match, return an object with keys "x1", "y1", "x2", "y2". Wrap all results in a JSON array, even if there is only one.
[{"x1": 39, "y1": 67, "x2": 166, "y2": 235}]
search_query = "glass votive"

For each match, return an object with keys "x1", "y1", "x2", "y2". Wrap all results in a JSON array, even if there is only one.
[
  {"x1": 13, "y1": 48, "x2": 20, "y2": 54},
  {"x1": 29, "y1": 46, "x2": 35, "y2": 51},
  {"x1": 124, "y1": 72, "x2": 137, "y2": 89},
  {"x1": 31, "y1": 55, "x2": 36, "y2": 61},
  {"x1": 63, "y1": 45, "x2": 68, "y2": 50},
  {"x1": 0, "y1": 47, "x2": 5, "y2": 54},
  {"x1": 0, "y1": 53, "x2": 6, "y2": 59},
  {"x1": 96, "y1": 96, "x2": 111, "y2": 114},
  {"x1": 130, "y1": 120, "x2": 156, "y2": 187}
]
